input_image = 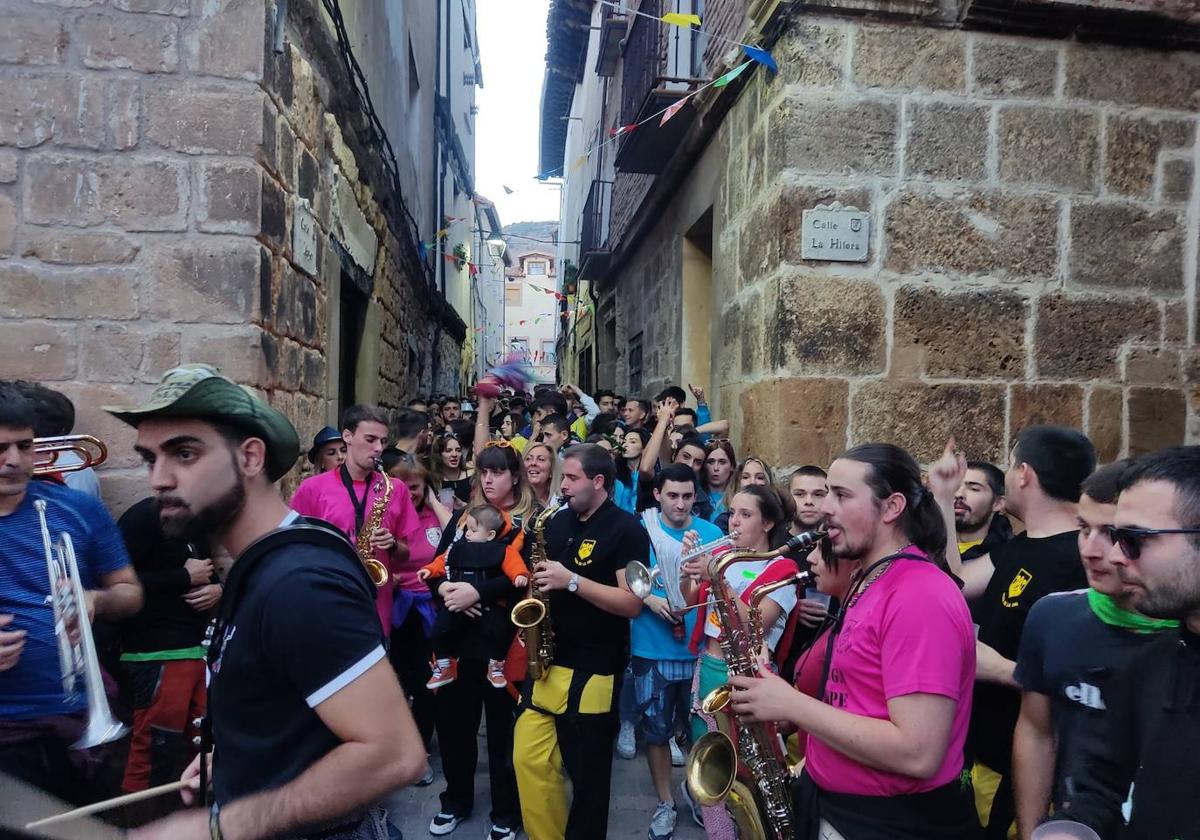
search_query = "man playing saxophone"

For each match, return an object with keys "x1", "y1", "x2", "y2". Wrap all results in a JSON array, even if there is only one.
[
  {"x1": 0, "y1": 382, "x2": 143, "y2": 804},
  {"x1": 513, "y1": 443, "x2": 647, "y2": 840},
  {"x1": 728, "y1": 444, "x2": 980, "y2": 840}
]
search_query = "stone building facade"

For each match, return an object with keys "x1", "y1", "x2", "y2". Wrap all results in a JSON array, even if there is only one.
[
  {"x1": 547, "y1": 0, "x2": 1199, "y2": 468},
  {"x1": 0, "y1": 0, "x2": 482, "y2": 509}
]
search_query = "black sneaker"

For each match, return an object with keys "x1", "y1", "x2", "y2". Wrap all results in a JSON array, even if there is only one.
[
  {"x1": 428, "y1": 812, "x2": 460, "y2": 836},
  {"x1": 488, "y1": 825, "x2": 518, "y2": 840}
]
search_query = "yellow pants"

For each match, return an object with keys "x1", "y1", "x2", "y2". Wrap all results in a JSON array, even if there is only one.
[
  {"x1": 972, "y1": 762, "x2": 1018, "y2": 839},
  {"x1": 513, "y1": 665, "x2": 616, "y2": 840}
]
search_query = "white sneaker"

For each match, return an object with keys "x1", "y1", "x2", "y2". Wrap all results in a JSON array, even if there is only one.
[
  {"x1": 669, "y1": 738, "x2": 685, "y2": 767},
  {"x1": 617, "y1": 719, "x2": 636, "y2": 759},
  {"x1": 648, "y1": 801, "x2": 677, "y2": 840},
  {"x1": 429, "y1": 812, "x2": 460, "y2": 835}
]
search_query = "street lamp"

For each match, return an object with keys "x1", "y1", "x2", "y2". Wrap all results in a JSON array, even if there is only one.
[{"x1": 486, "y1": 236, "x2": 507, "y2": 259}]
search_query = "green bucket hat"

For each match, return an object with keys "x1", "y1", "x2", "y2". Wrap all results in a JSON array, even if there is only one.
[{"x1": 104, "y1": 364, "x2": 300, "y2": 482}]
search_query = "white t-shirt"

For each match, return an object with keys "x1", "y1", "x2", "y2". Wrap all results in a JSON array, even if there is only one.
[{"x1": 703, "y1": 558, "x2": 797, "y2": 651}]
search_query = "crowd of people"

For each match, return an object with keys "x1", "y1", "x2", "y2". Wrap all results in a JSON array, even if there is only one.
[{"x1": 2, "y1": 365, "x2": 1199, "y2": 840}]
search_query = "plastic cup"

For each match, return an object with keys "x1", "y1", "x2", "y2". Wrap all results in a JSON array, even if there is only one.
[
  {"x1": 805, "y1": 589, "x2": 832, "y2": 609},
  {"x1": 1029, "y1": 821, "x2": 1101, "y2": 840}
]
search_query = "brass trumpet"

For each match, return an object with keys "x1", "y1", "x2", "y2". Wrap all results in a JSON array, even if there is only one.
[{"x1": 33, "y1": 435, "x2": 108, "y2": 476}]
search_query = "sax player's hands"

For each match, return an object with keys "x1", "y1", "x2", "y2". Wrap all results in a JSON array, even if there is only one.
[
  {"x1": 0, "y1": 615, "x2": 26, "y2": 672},
  {"x1": 728, "y1": 669, "x2": 803, "y2": 726},
  {"x1": 368, "y1": 526, "x2": 396, "y2": 552},
  {"x1": 533, "y1": 560, "x2": 573, "y2": 592}
]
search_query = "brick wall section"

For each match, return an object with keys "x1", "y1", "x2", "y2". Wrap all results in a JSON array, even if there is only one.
[
  {"x1": 604, "y1": 16, "x2": 1199, "y2": 469},
  {"x1": 0, "y1": 0, "x2": 445, "y2": 510}
]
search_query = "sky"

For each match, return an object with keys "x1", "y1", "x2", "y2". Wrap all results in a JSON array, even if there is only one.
[{"x1": 475, "y1": 0, "x2": 562, "y2": 227}]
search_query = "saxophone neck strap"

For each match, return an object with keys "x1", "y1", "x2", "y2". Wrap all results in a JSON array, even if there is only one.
[{"x1": 338, "y1": 464, "x2": 373, "y2": 536}]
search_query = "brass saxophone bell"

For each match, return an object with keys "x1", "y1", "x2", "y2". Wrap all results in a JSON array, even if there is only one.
[
  {"x1": 365, "y1": 558, "x2": 389, "y2": 588},
  {"x1": 510, "y1": 596, "x2": 546, "y2": 628},
  {"x1": 686, "y1": 730, "x2": 737, "y2": 806}
]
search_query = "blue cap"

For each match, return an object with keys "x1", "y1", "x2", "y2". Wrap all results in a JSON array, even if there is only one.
[{"x1": 307, "y1": 426, "x2": 343, "y2": 464}]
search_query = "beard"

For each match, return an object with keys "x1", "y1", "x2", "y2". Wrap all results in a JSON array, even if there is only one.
[
  {"x1": 954, "y1": 505, "x2": 990, "y2": 531},
  {"x1": 159, "y1": 474, "x2": 246, "y2": 541}
]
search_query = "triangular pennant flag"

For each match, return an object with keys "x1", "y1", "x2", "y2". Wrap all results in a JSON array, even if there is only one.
[
  {"x1": 469, "y1": 263, "x2": 479, "y2": 276},
  {"x1": 418, "y1": 241, "x2": 428, "y2": 262},
  {"x1": 436, "y1": 227, "x2": 450, "y2": 239},
  {"x1": 610, "y1": 124, "x2": 637, "y2": 138},
  {"x1": 660, "y1": 95, "x2": 691, "y2": 126},
  {"x1": 742, "y1": 45, "x2": 777, "y2": 73},
  {"x1": 570, "y1": 153, "x2": 588, "y2": 172},
  {"x1": 661, "y1": 12, "x2": 701, "y2": 27},
  {"x1": 713, "y1": 60, "x2": 750, "y2": 88}
]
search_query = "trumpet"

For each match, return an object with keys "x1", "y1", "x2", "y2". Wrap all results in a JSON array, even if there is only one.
[
  {"x1": 33, "y1": 435, "x2": 108, "y2": 476},
  {"x1": 35, "y1": 499, "x2": 128, "y2": 749},
  {"x1": 681, "y1": 531, "x2": 738, "y2": 564}
]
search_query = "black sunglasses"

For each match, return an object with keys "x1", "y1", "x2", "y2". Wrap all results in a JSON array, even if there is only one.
[{"x1": 1105, "y1": 525, "x2": 1200, "y2": 560}]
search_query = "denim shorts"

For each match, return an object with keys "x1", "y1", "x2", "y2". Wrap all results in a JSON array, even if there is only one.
[{"x1": 629, "y1": 656, "x2": 694, "y2": 745}]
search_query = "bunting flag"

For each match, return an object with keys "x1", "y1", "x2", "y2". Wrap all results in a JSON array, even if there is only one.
[
  {"x1": 713, "y1": 60, "x2": 751, "y2": 88},
  {"x1": 660, "y1": 95, "x2": 692, "y2": 126},
  {"x1": 418, "y1": 241, "x2": 428, "y2": 262},
  {"x1": 469, "y1": 263, "x2": 479, "y2": 276},
  {"x1": 661, "y1": 11, "x2": 701, "y2": 27},
  {"x1": 435, "y1": 227, "x2": 450, "y2": 239},
  {"x1": 743, "y1": 45, "x2": 777, "y2": 73},
  {"x1": 610, "y1": 123, "x2": 637, "y2": 138},
  {"x1": 570, "y1": 153, "x2": 589, "y2": 172}
]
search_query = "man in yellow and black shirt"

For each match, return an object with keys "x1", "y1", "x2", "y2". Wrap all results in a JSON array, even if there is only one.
[{"x1": 514, "y1": 443, "x2": 648, "y2": 840}]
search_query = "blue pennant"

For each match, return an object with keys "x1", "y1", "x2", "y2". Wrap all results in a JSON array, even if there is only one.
[{"x1": 743, "y1": 45, "x2": 777, "y2": 73}]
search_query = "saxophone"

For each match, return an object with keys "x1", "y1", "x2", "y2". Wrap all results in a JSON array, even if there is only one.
[
  {"x1": 686, "y1": 528, "x2": 823, "y2": 840},
  {"x1": 510, "y1": 502, "x2": 562, "y2": 680},
  {"x1": 356, "y1": 460, "x2": 392, "y2": 588}
]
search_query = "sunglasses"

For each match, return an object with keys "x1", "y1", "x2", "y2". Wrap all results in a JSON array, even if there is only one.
[
  {"x1": 1105, "y1": 525, "x2": 1200, "y2": 560},
  {"x1": 484, "y1": 439, "x2": 514, "y2": 450}
]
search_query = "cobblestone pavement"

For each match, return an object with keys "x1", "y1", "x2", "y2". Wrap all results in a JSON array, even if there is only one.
[{"x1": 385, "y1": 728, "x2": 707, "y2": 840}]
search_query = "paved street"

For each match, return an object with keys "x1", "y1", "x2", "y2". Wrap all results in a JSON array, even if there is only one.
[{"x1": 386, "y1": 726, "x2": 706, "y2": 840}]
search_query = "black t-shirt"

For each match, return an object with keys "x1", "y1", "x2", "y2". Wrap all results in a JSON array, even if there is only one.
[
  {"x1": 1014, "y1": 590, "x2": 1167, "y2": 808},
  {"x1": 535, "y1": 499, "x2": 649, "y2": 676},
  {"x1": 970, "y1": 530, "x2": 1086, "y2": 772},
  {"x1": 209, "y1": 539, "x2": 383, "y2": 806},
  {"x1": 117, "y1": 498, "x2": 214, "y2": 653}
]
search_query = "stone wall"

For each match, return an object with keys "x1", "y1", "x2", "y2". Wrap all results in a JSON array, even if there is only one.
[
  {"x1": 604, "y1": 15, "x2": 1198, "y2": 468},
  {"x1": 0, "y1": 0, "x2": 451, "y2": 511}
]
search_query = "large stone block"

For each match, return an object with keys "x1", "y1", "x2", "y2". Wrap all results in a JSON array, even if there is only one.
[
  {"x1": 1035, "y1": 294, "x2": 1159, "y2": 379},
  {"x1": 80, "y1": 323, "x2": 182, "y2": 384},
  {"x1": 1128, "y1": 387, "x2": 1185, "y2": 456},
  {"x1": 1162, "y1": 158, "x2": 1193, "y2": 204},
  {"x1": 1069, "y1": 202, "x2": 1184, "y2": 293},
  {"x1": 113, "y1": 0, "x2": 189, "y2": 13},
  {"x1": 769, "y1": 95, "x2": 898, "y2": 178},
  {"x1": 144, "y1": 239, "x2": 262, "y2": 323},
  {"x1": 53, "y1": 381, "x2": 148, "y2": 469},
  {"x1": 0, "y1": 264, "x2": 139, "y2": 319},
  {"x1": 1087, "y1": 386, "x2": 1123, "y2": 463},
  {"x1": 739, "y1": 377, "x2": 849, "y2": 468},
  {"x1": 22, "y1": 231, "x2": 140, "y2": 265},
  {"x1": 183, "y1": 0, "x2": 265, "y2": 81},
  {"x1": 906, "y1": 101, "x2": 988, "y2": 182},
  {"x1": 1, "y1": 14, "x2": 67, "y2": 64},
  {"x1": 0, "y1": 151, "x2": 17, "y2": 182},
  {"x1": 146, "y1": 83, "x2": 263, "y2": 155},
  {"x1": 884, "y1": 188, "x2": 1058, "y2": 278},
  {"x1": 998, "y1": 106, "x2": 1099, "y2": 192},
  {"x1": 0, "y1": 73, "x2": 103, "y2": 149},
  {"x1": 0, "y1": 195, "x2": 14, "y2": 256},
  {"x1": 77, "y1": 12, "x2": 178, "y2": 73},
  {"x1": 1124, "y1": 345, "x2": 1181, "y2": 386},
  {"x1": 853, "y1": 381, "x2": 1007, "y2": 462},
  {"x1": 740, "y1": 283, "x2": 776, "y2": 378},
  {"x1": 773, "y1": 273, "x2": 886, "y2": 376},
  {"x1": 738, "y1": 184, "x2": 872, "y2": 284},
  {"x1": 0, "y1": 321, "x2": 76, "y2": 380},
  {"x1": 892, "y1": 286, "x2": 1027, "y2": 379},
  {"x1": 1009, "y1": 384, "x2": 1084, "y2": 441},
  {"x1": 24, "y1": 154, "x2": 188, "y2": 230},
  {"x1": 1065, "y1": 45, "x2": 1200, "y2": 111},
  {"x1": 182, "y1": 325, "x2": 266, "y2": 385},
  {"x1": 852, "y1": 25, "x2": 965, "y2": 93},
  {"x1": 1104, "y1": 116, "x2": 1194, "y2": 200},
  {"x1": 198, "y1": 160, "x2": 262, "y2": 234},
  {"x1": 773, "y1": 20, "x2": 846, "y2": 89},
  {"x1": 971, "y1": 37, "x2": 1057, "y2": 98}
]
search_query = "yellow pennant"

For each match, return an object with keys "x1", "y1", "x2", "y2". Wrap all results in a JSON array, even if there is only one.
[
  {"x1": 570, "y1": 153, "x2": 589, "y2": 172},
  {"x1": 661, "y1": 12, "x2": 701, "y2": 26}
]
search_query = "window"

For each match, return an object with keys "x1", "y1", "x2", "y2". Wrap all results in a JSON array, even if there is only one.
[
  {"x1": 510, "y1": 337, "x2": 530, "y2": 358},
  {"x1": 527, "y1": 260, "x2": 546, "y2": 276},
  {"x1": 578, "y1": 344, "x2": 594, "y2": 394},
  {"x1": 540, "y1": 339, "x2": 556, "y2": 364},
  {"x1": 505, "y1": 283, "x2": 523, "y2": 306},
  {"x1": 338, "y1": 272, "x2": 368, "y2": 418},
  {"x1": 628, "y1": 332, "x2": 643, "y2": 396}
]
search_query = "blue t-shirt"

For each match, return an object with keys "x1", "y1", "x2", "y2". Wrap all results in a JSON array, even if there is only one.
[
  {"x1": 613, "y1": 472, "x2": 640, "y2": 514},
  {"x1": 707, "y1": 490, "x2": 725, "y2": 522},
  {"x1": 631, "y1": 514, "x2": 724, "y2": 662},
  {"x1": 0, "y1": 482, "x2": 131, "y2": 719}
]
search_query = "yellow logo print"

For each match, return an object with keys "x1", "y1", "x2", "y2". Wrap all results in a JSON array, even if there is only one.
[
  {"x1": 576, "y1": 539, "x2": 596, "y2": 565},
  {"x1": 1002, "y1": 568, "x2": 1033, "y2": 608}
]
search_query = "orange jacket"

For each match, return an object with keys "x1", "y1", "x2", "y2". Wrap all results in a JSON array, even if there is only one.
[{"x1": 421, "y1": 510, "x2": 528, "y2": 584}]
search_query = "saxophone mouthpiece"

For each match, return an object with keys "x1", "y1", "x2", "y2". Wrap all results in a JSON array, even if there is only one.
[{"x1": 784, "y1": 525, "x2": 828, "y2": 554}]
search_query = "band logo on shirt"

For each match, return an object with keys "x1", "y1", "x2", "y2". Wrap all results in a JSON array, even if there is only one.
[
  {"x1": 1002, "y1": 568, "x2": 1033, "y2": 608},
  {"x1": 576, "y1": 539, "x2": 596, "y2": 566}
]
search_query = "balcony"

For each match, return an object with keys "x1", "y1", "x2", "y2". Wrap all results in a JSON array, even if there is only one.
[
  {"x1": 579, "y1": 179, "x2": 613, "y2": 281},
  {"x1": 596, "y1": 4, "x2": 627, "y2": 77},
  {"x1": 613, "y1": 0, "x2": 705, "y2": 174}
]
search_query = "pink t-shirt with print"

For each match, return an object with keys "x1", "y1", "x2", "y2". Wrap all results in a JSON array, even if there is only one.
[
  {"x1": 395, "y1": 504, "x2": 445, "y2": 593},
  {"x1": 805, "y1": 551, "x2": 975, "y2": 797},
  {"x1": 289, "y1": 468, "x2": 422, "y2": 632}
]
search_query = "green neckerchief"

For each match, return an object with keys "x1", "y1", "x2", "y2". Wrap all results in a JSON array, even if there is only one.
[{"x1": 1087, "y1": 588, "x2": 1179, "y2": 634}]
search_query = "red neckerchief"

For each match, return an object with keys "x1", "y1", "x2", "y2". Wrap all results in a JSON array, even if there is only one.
[{"x1": 687, "y1": 555, "x2": 801, "y2": 654}]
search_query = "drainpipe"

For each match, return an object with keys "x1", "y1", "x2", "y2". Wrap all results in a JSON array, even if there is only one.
[{"x1": 430, "y1": 0, "x2": 446, "y2": 393}]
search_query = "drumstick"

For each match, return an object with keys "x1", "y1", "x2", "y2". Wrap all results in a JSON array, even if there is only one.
[{"x1": 25, "y1": 780, "x2": 189, "y2": 830}]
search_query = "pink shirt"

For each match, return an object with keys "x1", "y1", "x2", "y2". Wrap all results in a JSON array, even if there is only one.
[
  {"x1": 396, "y1": 505, "x2": 445, "y2": 593},
  {"x1": 805, "y1": 551, "x2": 975, "y2": 797},
  {"x1": 290, "y1": 468, "x2": 422, "y2": 632}
]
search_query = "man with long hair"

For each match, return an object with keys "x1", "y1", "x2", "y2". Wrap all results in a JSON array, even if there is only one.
[{"x1": 729, "y1": 443, "x2": 979, "y2": 839}]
